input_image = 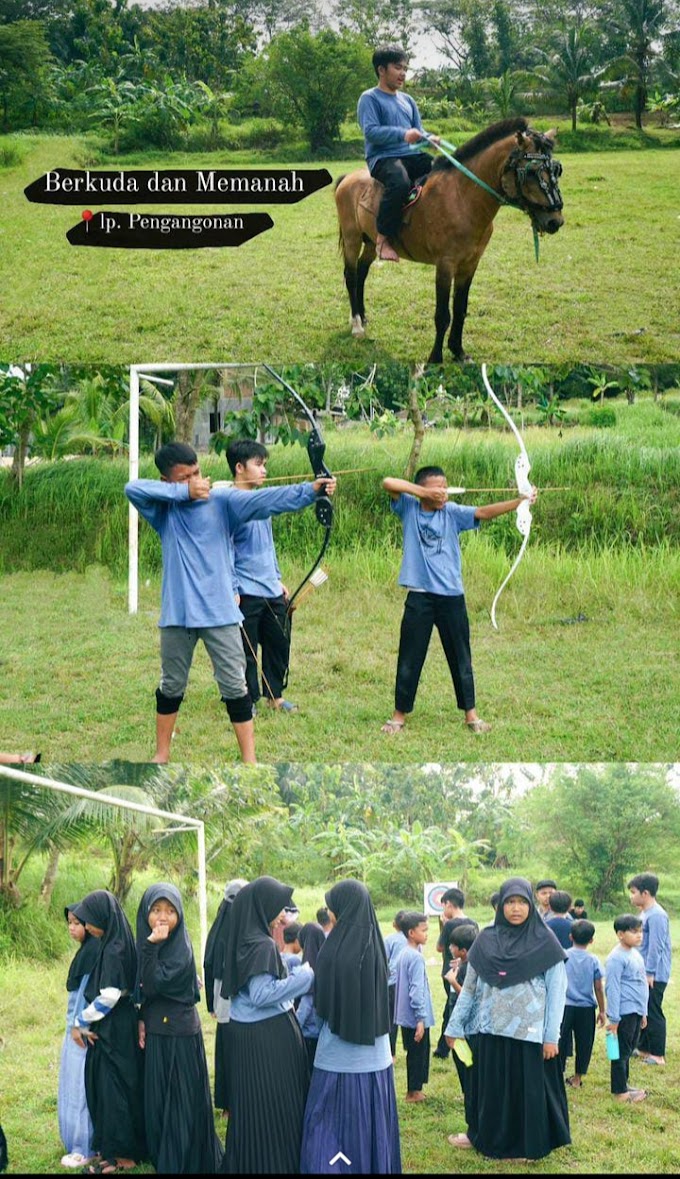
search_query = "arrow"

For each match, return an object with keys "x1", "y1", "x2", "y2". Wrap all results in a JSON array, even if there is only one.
[{"x1": 329, "y1": 1151, "x2": 352, "y2": 1166}]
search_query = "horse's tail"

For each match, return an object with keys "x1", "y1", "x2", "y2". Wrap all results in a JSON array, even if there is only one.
[
  {"x1": 335, "y1": 174, "x2": 347, "y2": 253},
  {"x1": 334, "y1": 174, "x2": 346, "y2": 190}
]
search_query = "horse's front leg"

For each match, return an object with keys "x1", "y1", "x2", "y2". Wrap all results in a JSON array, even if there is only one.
[
  {"x1": 355, "y1": 240, "x2": 376, "y2": 327},
  {"x1": 448, "y1": 274, "x2": 474, "y2": 362},
  {"x1": 429, "y1": 264, "x2": 453, "y2": 364},
  {"x1": 343, "y1": 257, "x2": 365, "y2": 338}
]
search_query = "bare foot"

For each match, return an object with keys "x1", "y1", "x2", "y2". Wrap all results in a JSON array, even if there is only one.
[
  {"x1": 405, "y1": 1091, "x2": 426, "y2": 1102},
  {"x1": 447, "y1": 1133, "x2": 472, "y2": 1148},
  {"x1": 377, "y1": 236, "x2": 400, "y2": 262}
]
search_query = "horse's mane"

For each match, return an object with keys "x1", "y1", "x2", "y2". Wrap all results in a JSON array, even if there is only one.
[{"x1": 431, "y1": 117, "x2": 529, "y2": 172}]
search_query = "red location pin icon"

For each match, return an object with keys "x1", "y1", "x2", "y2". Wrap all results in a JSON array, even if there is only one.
[{"x1": 82, "y1": 209, "x2": 94, "y2": 234}]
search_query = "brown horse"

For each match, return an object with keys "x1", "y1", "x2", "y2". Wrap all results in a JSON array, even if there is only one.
[{"x1": 335, "y1": 117, "x2": 564, "y2": 363}]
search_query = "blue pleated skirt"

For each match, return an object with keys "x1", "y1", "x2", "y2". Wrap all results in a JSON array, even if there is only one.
[{"x1": 300, "y1": 1065, "x2": 401, "y2": 1174}]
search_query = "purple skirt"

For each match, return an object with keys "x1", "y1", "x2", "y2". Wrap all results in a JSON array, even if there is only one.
[{"x1": 300, "y1": 1065, "x2": 401, "y2": 1174}]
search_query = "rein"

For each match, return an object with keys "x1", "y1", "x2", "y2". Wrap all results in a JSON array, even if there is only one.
[{"x1": 418, "y1": 131, "x2": 562, "y2": 264}]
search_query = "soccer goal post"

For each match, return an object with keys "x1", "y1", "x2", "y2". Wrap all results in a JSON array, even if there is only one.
[{"x1": 0, "y1": 765, "x2": 208, "y2": 972}]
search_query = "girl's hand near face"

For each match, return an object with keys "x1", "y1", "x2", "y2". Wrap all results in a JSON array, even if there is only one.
[{"x1": 148, "y1": 921, "x2": 171, "y2": 943}]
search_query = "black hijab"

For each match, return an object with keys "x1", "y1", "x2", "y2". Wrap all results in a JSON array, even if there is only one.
[
  {"x1": 134, "y1": 883, "x2": 199, "y2": 1006},
  {"x1": 64, "y1": 905, "x2": 101, "y2": 992},
  {"x1": 299, "y1": 922, "x2": 326, "y2": 971},
  {"x1": 314, "y1": 880, "x2": 389, "y2": 1046},
  {"x1": 467, "y1": 876, "x2": 567, "y2": 990},
  {"x1": 71, "y1": 890, "x2": 137, "y2": 1002},
  {"x1": 220, "y1": 876, "x2": 293, "y2": 999},
  {"x1": 203, "y1": 878, "x2": 247, "y2": 990}
]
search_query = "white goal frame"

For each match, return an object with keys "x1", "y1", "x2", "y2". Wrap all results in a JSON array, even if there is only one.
[{"x1": 0, "y1": 764, "x2": 208, "y2": 971}]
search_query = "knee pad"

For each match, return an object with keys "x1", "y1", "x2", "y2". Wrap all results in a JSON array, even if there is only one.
[
  {"x1": 222, "y1": 693, "x2": 253, "y2": 724},
  {"x1": 156, "y1": 687, "x2": 184, "y2": 715}
]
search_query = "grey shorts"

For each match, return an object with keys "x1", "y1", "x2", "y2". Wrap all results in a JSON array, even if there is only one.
[{"x1": 160, "y1": 625, "x2": 247, "y2": 700}]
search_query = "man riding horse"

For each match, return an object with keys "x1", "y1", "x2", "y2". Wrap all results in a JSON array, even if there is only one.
[{"x1": 357, "y1": 44, "x2": 440, "y2": 263}]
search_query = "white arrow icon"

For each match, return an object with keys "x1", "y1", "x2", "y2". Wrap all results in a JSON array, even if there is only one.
[{"x1": 329, "y1": 1151, "x2": 352, "y2": 1166}]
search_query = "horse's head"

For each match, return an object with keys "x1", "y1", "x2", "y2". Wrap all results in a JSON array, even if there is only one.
[{"x1": 501, "y1": 128, "x2": 564, "y2": 235}]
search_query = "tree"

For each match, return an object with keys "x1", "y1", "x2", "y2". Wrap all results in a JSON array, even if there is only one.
[
  {"x1": 335, "y1": 0, "x2": 414, "y2": 49},
  {"x1": 254, "y1": 26, "x2": 373, "y2": 151},
  {"x1": 0, "y1": 20, "x2": 53, "y2": 129},
  {"x1": 608, "y1": 0, "x2": 668, "y2": 127},
  {"x1": 0, "y1": 366, "x2": 62, "y2": 488},
  {"x1": 516, "y1": 765, "x2": 680, "y2": 909},
  {"x1": 531, "y1": 25, "x2": 604, "y2": 130}
]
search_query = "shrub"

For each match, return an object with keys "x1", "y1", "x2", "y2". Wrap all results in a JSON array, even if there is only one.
[{"x1": 587, "y1": 405, "x2": 617, "y2": 427}]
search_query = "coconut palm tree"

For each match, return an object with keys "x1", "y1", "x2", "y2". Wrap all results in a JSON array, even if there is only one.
[{"x1": 531, "y1": 25, "x2": 606, "y2": 130}]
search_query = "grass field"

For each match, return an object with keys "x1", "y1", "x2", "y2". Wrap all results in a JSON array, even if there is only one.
[
  {"x1": 2, "y1": 878, "x2": 679, "y2": 1174},
  {"x1": 1, "y1": 540, "x2": 678, "y2": 764},
  {"x1": 1, "y1": 137, "x2": 679, "y2": 364}
]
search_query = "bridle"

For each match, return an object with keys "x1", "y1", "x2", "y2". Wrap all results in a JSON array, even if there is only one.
[{"x1": 499, "y1": 136, "x2": 564, "y2": 218}]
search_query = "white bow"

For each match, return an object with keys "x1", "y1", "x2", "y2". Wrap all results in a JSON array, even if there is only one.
[{"x1": 481, "y1": 364, "x2": 534, "y2": 629}]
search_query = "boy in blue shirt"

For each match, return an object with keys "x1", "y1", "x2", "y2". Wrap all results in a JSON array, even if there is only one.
[
  {"x1": 628, "y1": 872, "x2": 672, "y2": 1066},
  {"x1": 394, "y1": 911, "x2": 435, "y2": 1102},
  {"x1": 558, "y1": 919, "x2": 605, "y2": 1088},
  {"x1": 546, "y1": 891, "x2": 574, "y2": 949},
  {"x1": 125, "y1": 442, "x2": 333, "y2": 764},
  {"x1": 384, "y1": 909, "x2": 408, "y2": 1059},
  {"x1": 381, "y1": 467, "x2": 537, "y2": 735},
  {"x1": 226, "y1": 439, "x2": 330, "y2": 714},
  {"x1": 357, "y1": 45, "x2": 438, "y2": 262},
  {"x1": 605, "y1": 914, "x2": 649, "y2": 1103}
]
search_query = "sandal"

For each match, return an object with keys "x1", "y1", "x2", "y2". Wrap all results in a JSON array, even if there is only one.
[
  {"x1": 615, "y1": 1089, "x2": 647, "y2": 1103},
  {"x1": 381, "y1": 719, "x2": 404, "y2": 734},
  {"x1": 447, "y1": 1133, "x2": 472, "y2": 1149},
  {"x1": 566, "y1": 1076, "x2": 583, "y2": 1088},
  {"x1": 465, "y1": 719, "x2": 491, "y2": 733}
]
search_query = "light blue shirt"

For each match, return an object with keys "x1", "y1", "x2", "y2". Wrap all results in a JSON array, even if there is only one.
[
  {"x1": 391, "y1": 495, "x2": 479, "y2": 596},
  {"x1": 641, "y1": 903, "x2": 672, "y2": 983},
  {"x1": 394, "y1": 946, "x2": 435, "y2": 1028},
  {"x1": 605, "y1": 946, "x2": 649, "y2": 1023},
  {"x1": 565, "y1": 947, "x2": 602, "y2": 1008},
  {"x1": 385, "y1": 930, "x2": 408, "y2": 987},
  {"x1": 296, "y1": 990, "x2": 323, "y2": 1040},
  {"x1": 125, "y1": 481, "x2": 316, "y2": 628},
  {"x1": 228, "y1": 966, "x2": 313, "y2": 1024},
  {"x1": 446, "y1": 962, "x2": 568, "y2": 1045},
  {"x1": 357, "y1": 87, "x2": 424, "y2": 170},
  {"x1": 232, "y1": 516, "x2": 284, "y2": 598},
  {"x1": 313, "y1": 1021, "x2": 392, "y2": 1073}
]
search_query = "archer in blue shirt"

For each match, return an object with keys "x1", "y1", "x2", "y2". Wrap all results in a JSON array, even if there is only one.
[
  {"x1": 226, "y1": 438, "x2": 337, "y2": 715},
  {"x1": 357, "y1": 44, "x2": 439, "y2": 262},
  {"x1": 125, "y1": 442, "x2": 333, "y2": 764},
  {"x1": 381, "y1": 466, "x2": 537, "y2": 737}
]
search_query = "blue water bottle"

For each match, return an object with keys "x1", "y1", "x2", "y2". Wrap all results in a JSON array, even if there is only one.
[{"x1": 606, "y1": 1030, "x2": 620, "y2": 1060}]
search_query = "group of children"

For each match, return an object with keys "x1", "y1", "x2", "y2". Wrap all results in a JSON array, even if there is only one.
[
  {"x1": 124, "y1": 442, "x2": 537, "y2": 763},
  {"x1": 56, "y1": 870, "x2": 670, "y2": 1173}
]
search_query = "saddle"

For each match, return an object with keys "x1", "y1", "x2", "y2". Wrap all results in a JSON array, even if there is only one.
[{"x1": 357, "y1": 178, "x2": 425, "y2": 226}]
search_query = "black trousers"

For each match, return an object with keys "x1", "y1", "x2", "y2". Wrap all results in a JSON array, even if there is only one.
[
  {"x1": 388, "y1": 984, "x2": 398, "y2": 1056},
  {"x1": 395, "y1": 591, "x2": 475, "y2": 714},
  {"x1": 638, "y1": 981, "x2": 666, "y2": 1056},
  {"x1": 239, "y1": 593, "x2": 290, "y2": 702},
  {"x1": 370, "y1": 152, "x2": 432, "y2": 239},
  {"x1": 559, "y1": 1006, "x2": 596, "y2": 1075},
  {"x1": 401, "y1": 1026, "x2": 430, "y2": 1091},
  {"x1": 610, "y1": 1012, "x2": 642, "y2": 1094},
  {"x1": 434, "y1": 981, "x2": 453, "y2": 1057}
]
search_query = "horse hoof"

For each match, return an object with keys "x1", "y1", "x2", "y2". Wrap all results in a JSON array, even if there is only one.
[{"x1": 351, "y1": 316, "x2": 366, "y2": 339}]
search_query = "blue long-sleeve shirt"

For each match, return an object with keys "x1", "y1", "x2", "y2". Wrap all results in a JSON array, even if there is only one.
[
  {"x1": 605, "y1": 946, "x2": 649, "y2": 1023},
  {"x1": 357, "y1": 87, "x2": 424, "y2": 170},
  {"x1": 385, "y1": 930, "x2": 408, "y2": 987},
  {"x1": 232, "y1": 516, "x2": 284, "y2": 598},
  {"x1": 390, "y1": 495, "x2": 480, "y2": 596},
  {"x1": 394, "y1": 946, "x2": 435, "y2": 1028},
  {"x1": 125, "y1": 480, "x2": 316, "y2": 628},
  {"x1": 640, "y1": 903, "x2": 672, "y2": 983},
  {"x1": 228, "y1": 965, "x2": 313, "y2": 1024},
  {"x1": 446, "y1": 962, "x2": 567, "y2": 1045},
  {"x1": 313, "y1": 1022, "x2": 392, "y2": 1073}
]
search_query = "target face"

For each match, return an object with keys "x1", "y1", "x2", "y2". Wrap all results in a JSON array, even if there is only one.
[{"x1": 424, "y1": 882, "x2": 458, "y2": 915}]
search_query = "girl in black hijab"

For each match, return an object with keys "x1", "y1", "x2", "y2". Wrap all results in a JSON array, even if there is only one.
[
  {"x1": 70, "y1": 890, "x2": 145, "y2": 1173},
  {"x1": 135, "y1": 882, "x2": 223, "y2": 1174},
  {"x1": 203, "y1": 878, "x2": 247, "y2": 1112},
  {"x1": 219, "y1": 876, "x2": 314, "y2": 1174},
  {"x1": 445, "y1": 876, "x2": 570, "y2": 1161},
  {"x1": 58, "y1": 907, "x2": 99, "y2": 1166},
  {"x1": 295, "y1": 923, "x2": 326, "y2": 1069},
  {"x1": 300, "y1": 880, "x2": 401, "y2": 1175}
]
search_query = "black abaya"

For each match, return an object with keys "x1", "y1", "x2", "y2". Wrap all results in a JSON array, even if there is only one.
[{"x1": 84, "y1": 999, "x2": 145, "y2": 1163}]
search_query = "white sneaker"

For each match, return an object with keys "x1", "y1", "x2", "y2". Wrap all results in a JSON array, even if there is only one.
[{"x1": 60, "y1": 1153, "x2": 92, "y2": 1168}]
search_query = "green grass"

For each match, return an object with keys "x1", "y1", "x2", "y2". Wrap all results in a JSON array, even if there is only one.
[
  {"x1": 0, "y1": 539, "x2": 678, "y2": 763},
  {"x1": 2, "y1": 870, "x2": 680, "y2": 1174},
  {"x1": 1, "y1": 136, "x2": 679, "y2": 364}
]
